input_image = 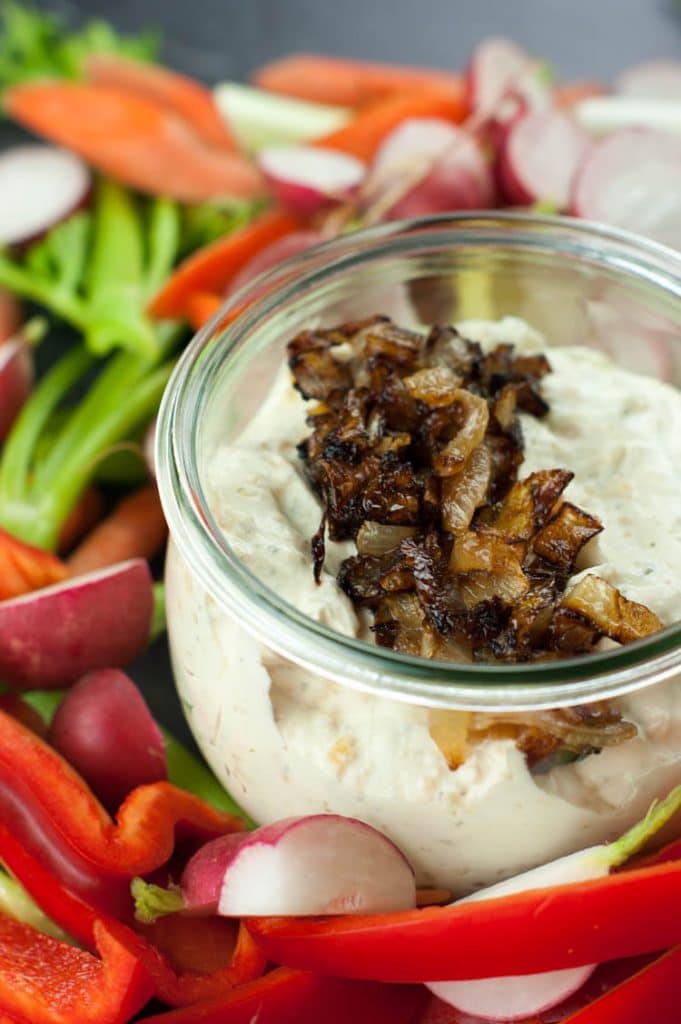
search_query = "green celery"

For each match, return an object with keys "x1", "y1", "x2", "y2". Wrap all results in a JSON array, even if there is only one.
[
  {"x1": 85, "y1": 181, "x2": 159, "y2": 357},
  {"x1": 145, "y1": 197, "x2": 182, "y2": 298},
  {"x1": 0, "y1": 869, "x2": 74, "y2": 943}
]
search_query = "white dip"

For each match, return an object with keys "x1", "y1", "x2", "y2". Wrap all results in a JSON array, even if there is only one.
[{"x1": 166, "y1": 317, "x2": 681, "y2": 891}]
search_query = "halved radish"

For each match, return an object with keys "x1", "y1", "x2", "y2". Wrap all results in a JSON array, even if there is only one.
[
  {"x1": 466, "y1": 37, "x2": 550, "y2": 118},
  {"x1": 49, "y1": 668, "x2": 167, "y2": 811},
  {"x1": 364, "y1": 118, "x2": 495, "y2": 220},
  {"x1": 257, "y1": 145, "x2": 365, "y2": 216},
  {"x1": 0, "y1": 336, "x2": 34, "y2": 441},
  {"x1": 0, "y1": 145, "x2": 90, "y2": 247},
  {"x1": 0, "y1": 558, "x2": 153, "y2": 688},
  {"x1": 226, "y1": 229, "x2": 322, "y2": 298},
  {"x1": 133, "y1": 814, "x2": 416, "y2": 922},
  {"x1": 424, "y1": 789, "x2": 681, "y2": 1021},
  {"x1": 571, "y1": 128, "x2": 681, "y2": 249},
  {"x1": 499, "y1": 108, "x2": 591, "y2": 207},
  {"x1": 615, "y1": 60, "x2": 681, "y2": 100}
]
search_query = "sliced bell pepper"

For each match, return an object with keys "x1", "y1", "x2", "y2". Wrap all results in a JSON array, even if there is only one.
[
  {"x1": 0, "y1": 710, "x2": 244, "y2": 881},
  {"x1": 0, "y1": 913, "x2": 153, "y2": 1024},
  {"x1": 135, "y1": 966, "x2": 429, "y2": 1024},
  {"x1": 562, "y1": 946, "x2": 681, "y2": 1023},
  {"x1": 246, "y1": 853, "x2": 681, "y2": 982},
  {"x1": 0, "y1": 822, "x2": 265, "y2": 1007}
]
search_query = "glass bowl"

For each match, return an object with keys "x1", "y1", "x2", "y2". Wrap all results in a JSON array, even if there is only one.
[{"x1": 156, "y1": 213, "x2": 681, "y2": 890}]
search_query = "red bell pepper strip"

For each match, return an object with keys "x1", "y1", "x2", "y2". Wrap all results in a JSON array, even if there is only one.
[
  {"x1": 0, "y1": 710, "x2": 244, "y2": 879},
  {"x1": 0, "y1": 822, "x2": 265, "y2": 1008},
  {"x1": 561, "y1": 946, "x2": 681, "y2": 1023},
  {"x1": 0, "y1": 913, "x2": 153, "y2": 1024},
  {"x1": 85, "y1": 54, "x2": 237, "y2": 151},
  {"x1": 246, "y1": 853, "x2": 681, "y2": 982},
  {"x1": 136, "y1": 966, "x2": 429, "y2": 1024},
  {"x1": 148, "y1": 209, "x2": 299, "y2": 321}
]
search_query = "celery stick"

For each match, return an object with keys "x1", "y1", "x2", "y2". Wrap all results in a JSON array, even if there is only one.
[
  {"x1": 145, "y1": 197, "x2": 181, "y2": 299},
  {"x1": 214, "y1": 82, "x2": 351, "y2": 152}
]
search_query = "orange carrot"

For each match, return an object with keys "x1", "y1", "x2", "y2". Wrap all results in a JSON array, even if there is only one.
[
  {"x1": 0, "y1": 289, "x2": 22, "y2": 344},
  {"x1": 252, "y1": 53, "x2": 465, "y2": 108},
  {"x1": 315, "y1": 89, "x2": 468, "y2": 161},
  {"x1": 85, "y1": 54, "x2": 237, "y2": 152},
  {"x1": 57, "y1": 486, "x2": 105, "y2": 554},
  {"x1": 149, "y1": 209, "x2": 299, "y2": 320},
  {"x1": 554, "y1": 79, "x2": 606, "y2": 109},
  {"x1": 5, "y1": 82, "x2": 264, "y2": 203},
  {"x1": 0, "y1": 528, "x2": 67, "y2": 601},
  {"x1": 186, "y1": 291, "x2": 224, "y2": 331},
  {"x1": 67, "y1": 485, "x2": 167, "y2": 577}
]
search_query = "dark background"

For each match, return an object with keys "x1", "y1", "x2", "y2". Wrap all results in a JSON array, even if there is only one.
[{"x1": 32, "y1": 0, "x2": 681, "y2": 747}]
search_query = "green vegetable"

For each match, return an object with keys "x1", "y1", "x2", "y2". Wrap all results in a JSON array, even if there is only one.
[
  {"x1": 149, "y1": 582, "x2": 167, "y2": 645},
  {"x1": 0, "y1": 182, "x2": 182, "y2": 359},
  {"x1": 180, "y1": 198, "x2": 265, "y2": 257},
  {"x1": 0, "y1": 1, "x2": 158, "y2": 91},
  {"x1": 213, "y1": 82, "x2": 351, "y2": 152},
  {"x1": 0, "y1": 341, "x2": 177, "y2": 548}
]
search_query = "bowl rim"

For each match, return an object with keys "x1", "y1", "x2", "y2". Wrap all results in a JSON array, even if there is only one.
[{"x1": 156, "y1": 211, "x2": 681, "y2": 711}]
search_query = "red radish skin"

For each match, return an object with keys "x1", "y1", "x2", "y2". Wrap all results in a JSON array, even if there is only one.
[
  {"x1": 0, "y1": 145, "x2": 90, "y2": 247},
  {"x1": 366, "y1": 118, "x2": 495, "y2": 220},
  {"x1": 499, "y1": 109, "x2": 591, "y2": 208},
  {"x1": 571, "y1": 128, "x2": 681, "y2": 249},
  {"x1": 49, "y1": 669, "x2": 167, "y2": 811},
  {"x1": 0, "y1": 558, "x2": 154, "y2": 688},
  {"x1": 0, "y1": 336, "x2": 34, "y2": 440},
  {"x1": 182, "y1": 815, "x2": 416, "y2": 918},
  {"x1": 258, "y1": 146, "x2": 365, "y2": 217},
  {"x1": 226, "y1": 230, "x2": 322, "y2": 298},
  {"x1": 615, "y1": 60, "x2": 681, "y2": 100}
]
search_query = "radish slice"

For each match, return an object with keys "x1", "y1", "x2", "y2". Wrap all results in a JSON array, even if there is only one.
[
  {"x1": 571, "y1": 128, "x2": 681, "y2": 249},
  {"x1": 134, "y1": 814, "x2": 416, "y2": 922},
  {"x1": 0, "y1": 336, "x2": 34, "y2": 441},
  {"x1": 0, "y1": 558, "x2": 153, "y2": 688},
  {"x1": 428, "y1": 966, "x2": 596, "y2": 1022},
  {"x1": 49, "y1": 668, "x2": 167, "y2": 811},
  {"x1": 615, "y1": 60, "x2": 681, "y2": 100},
  {"x1": 466, "y1": 38, "x2": 547, "y2": 117},
  {"x1": 575, "y1": 97, "x2": 681, "y2": 137},
  {"x1": 499, "y1": 108, "x2": 591, "y2": 208},
  {"x1": 226, "y1": 229, "x2": 322, "y2": 298},
  {"x1": 257, "y1": 145, "x2": 365, "y2": 216},
  {"x1": 219, "y1": 815, "x2": 416, "y2": 916},
  {"x1": 0, "y1": 145, "x2": 90, "y2": 246},
  {"x1": 365, "y1": 118, "x2": 495, "y2": 220}
]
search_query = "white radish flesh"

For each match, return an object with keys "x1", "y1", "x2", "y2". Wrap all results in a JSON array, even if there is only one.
[
  {"x1": 216, "y1": 815, "x2": 416, "y2": 917},
  {"x1": 366, "y1": 118, "x2": 495, "y2": 220},
  {"x1": 0, "y1": 145, "x2": 90, "y2": 246},
  {"x1": 226, "y1": 229, "x2": 322, "y2": 298},
  {"x1": 467, "y1": 38, "x2": 545, "y2": 117},
  {"x1": 571, "y1": 128, "x2": 681, "y2": 249},
  {"x1": 214, "y1": 82, "x2": 351, "y2": 152},
  {"x1": 575, "y1": 97, "x2": 681, "y2": 137},
  {"x1": 258, "y1": 145, "x2": 365, "y2": 217},
  {"x1": 0, "y1": 558, "x2": 154, "y2": 688},
  {"x1": 49, "y1": 668, "x2": 167, "y2": 811},
  {"x1": 0, "y1": 336, "x2": 34, "y2": 440},
  {"x1": 499, "y1": 108, "x2": 591, "y2": 208},
  {"x1": 615, "y1": 60, "x2": 681, "y2": 100}
]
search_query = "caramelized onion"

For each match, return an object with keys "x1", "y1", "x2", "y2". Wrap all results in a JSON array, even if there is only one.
[
  {"x1": 557, "y1": 574, "x2": 663, "y2": 644},
  {"x1": 356, "y1": 522, "x2": 416, "y2": 556},
  {"x1": 441, "y1": 443, "x2": 492, "y2": 535},
  {"x1": 432, "y1": 390, "x2": 489, "y2": 476}
]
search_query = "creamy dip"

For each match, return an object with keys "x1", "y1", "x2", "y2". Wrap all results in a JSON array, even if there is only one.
[{"x1": 166, "y1": 317, "x2": 681, "y2": 891}]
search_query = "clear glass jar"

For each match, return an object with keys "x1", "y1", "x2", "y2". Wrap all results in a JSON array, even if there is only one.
[{"x1": 157, "y1": 213, "x2": 681, "y2": 892}]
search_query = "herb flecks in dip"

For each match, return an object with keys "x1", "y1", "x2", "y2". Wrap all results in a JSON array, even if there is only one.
[{"x1": 289, "y1": 317, "x2": 663, "y2": 665}]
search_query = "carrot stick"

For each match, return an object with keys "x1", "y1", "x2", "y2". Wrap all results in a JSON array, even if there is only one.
[
  {"x1": 4, "y1": 82, "x2": 264, "y2": 203},
  {"x1": 149, "y1": 209, "x2": 299, "y2": 320},
  {"x1": 85, "y1": 54, "x2": 237, "y2": 152},
  {"x1": 252, "y1": 53, "x2": 465, "y2": 108},
  {"x1": 315, "y1": 90, "x2": 468, "y2": 161},
  {"x1": 186, "y1": 291, "x2": 223, "y2": 330},
  {"x1": 57, "y1": 485, "x2": 105, "y2": 554},
  {"x1": 0, "y1": 528, "x2": 67, "y2": 601},
  {"x1": 66, "y1": 484, "x2": 167, "y2": 576}
]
